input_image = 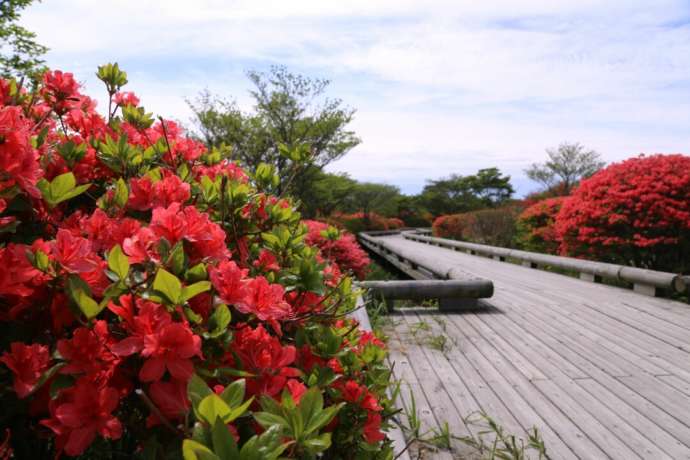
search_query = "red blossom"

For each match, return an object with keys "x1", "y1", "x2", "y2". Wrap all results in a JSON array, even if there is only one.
[
  {"x1": 41, "y1": 379, "x2": 122, "y2": 456},
  {"x1": 238, "y1": 276, "x2": 291, "y2": 333},
  {"x1": 147, "y1": 379, "x2": 190, "y2": 426},
  {"x1": 555, "y1": 154, "x2": 690, "y2": 271},
  {"x1": 128, "y1": 171, "x2": 191, "y2": 211},
  {"x1": 113, "y1": 91, "x2": 140, "y2": 107},
  {"x1": 231, "y1": 325, "x2": 298, "y2": 397},
  {"x1": 362, "y1": 412, "x2": 385, "y2": 444},
  {"x1": 0, "y1": 342, "x2": 51, "y2": 398},
  {"x1": 0, "y1": 106, "x2": 42, "y2": 197},
  {"x1": 210, "y1": 260, "x2": 249, "y2": 306}
]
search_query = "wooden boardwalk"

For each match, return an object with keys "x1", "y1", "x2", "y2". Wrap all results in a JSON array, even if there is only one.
[{"x1": 373, "y1": 234, "x2": 690, "y2": 459}]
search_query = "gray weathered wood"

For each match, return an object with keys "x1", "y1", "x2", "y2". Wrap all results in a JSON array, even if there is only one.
[{"x1": 373, "y1": 233, "x2": 690, "y2": 459}]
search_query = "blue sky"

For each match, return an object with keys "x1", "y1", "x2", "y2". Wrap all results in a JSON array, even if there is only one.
[{"x1": 21, "y1": 0, "x2": 690, "y2": 196}]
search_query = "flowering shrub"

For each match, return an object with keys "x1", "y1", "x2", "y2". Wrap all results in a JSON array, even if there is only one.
[
  {"x1": 555, "y1": 154, "x2": 690, "y2": 272},
  {"x1": 516, "y1": 197, "x2": 566, "y2": 253},
  {"x1": 433, "y1": 206, "x2": 521, "y2": 247},
  {"x1": 0, "y1": 64, "x2": 395, "y2": 459},
  {"x1": 329, "y1": 212, "x2": 404, "y2": 234},
  {"x1": 303, "y1": 220, "x2": 370, "y2": 279}
]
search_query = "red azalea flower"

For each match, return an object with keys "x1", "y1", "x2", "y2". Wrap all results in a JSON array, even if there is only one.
[
  {"x1": 253, "y1": 249, "x2": 280, "y2": 272},
  {"x1": 110, "y1": 298, "x2": 201, "y2": 381},
  {"x1": 362, "y1": 411, "x2": 385, "y2": 444},
  {"x1": 42, "y1": 70, "x2": 81, "y2": 115},
  {"x1": 139, "y1": 322, "x2": 202, "y2": 382},
  {"x1": 52, "y1": 229, "x2": 101, "y2": 274},
  {"x1": 41, "y1": 379, "x2": 122, "y2": 456},
  {"x1": 0, "y1": 106, "x2": 42, "y2": 197},
  {"x1": 113, "y1": 91, "x2": 140, "y2": 107},
  {"x1": 57, "y1": 322, "x2": 118, "y2": 381},
  {"x1": 210, "y1": 260, "x2": 248, "y2": 306},
  {"x1": 147, "y1": 379, "x2": 190, "y2": 426},
  {"x1": 286, "y1": 379, "x2": 307, "y2": 404},
  {"x1": 231, "y1": 325, "x2": 298, "y2": 397},
  {"x1": 238, "y1": 276, "x2": 291, "y2": 333},
  {"x1": 128, "y1": 172, "x2": 190, "y2": 211},
  {"x1": 0, "y1": 342, "x2": 51, "y2": 398}
]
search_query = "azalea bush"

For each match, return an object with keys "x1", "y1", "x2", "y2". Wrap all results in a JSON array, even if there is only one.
[
  {"x1": 515, "y1": 197, "x2": 566, "y2": 254},
  {"x1": 433, "y1": 206, "x2": 521, "y2": 248},
  {"x1": 0, "y1": 64, "x2": 395, "y2": 459},
  {"x1": 303, "y1": 220, "x2": 370, "y2": 280},
  {"x1": 556, "y1": 154, "x2": 690, "y2": 272},
  {"x1": 328, "y1": 212, "x2": 404, "y2": 234}
]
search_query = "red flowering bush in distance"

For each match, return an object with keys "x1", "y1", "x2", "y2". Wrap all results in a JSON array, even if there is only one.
[
  {"x1": 516, "y1": 197, "x2": 566, "y2": 253},
  {"x1": 0, "y1": 64, "x2": 394, "y2": 459},
  {"x1": 329, "y1": 212, "x2": 404, "y2": 233},
  {"x1": 555, "y1": 154, "x2": 690, "y2": 272},
  {"x1": 303, "y1": 220, "x2": 370, "y2": 279}
]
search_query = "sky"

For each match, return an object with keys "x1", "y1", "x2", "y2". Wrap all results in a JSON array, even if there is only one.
[{"x1": 21, "y1": 0, "x2": 690, "y2": 196}]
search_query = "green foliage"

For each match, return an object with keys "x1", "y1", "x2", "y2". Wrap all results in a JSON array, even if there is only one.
[
  {"x1": 36, "y1": 172, "x2": 91, "y2": 208},
  {"x1": 188, "y1": 66, "x2": 360, "y2": 199},
  {"x1": 420, "y1": 168, "x2": 514, "y2": 216},
  {"x1": 254, "y1": 388, "x2": 344, "y2": 459},
  {"x1": 0, "y1": 0, "x2": 48, "y2": 79},
  {"x1": 525, "y1": 142, "x2": 604, "y2": 195}
]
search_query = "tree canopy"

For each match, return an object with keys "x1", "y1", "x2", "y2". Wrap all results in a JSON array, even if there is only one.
[
  {"x1": 525, "y1": 142, "x2": 604, "y2": 195},
  {"x1": 0, "y1": 0, "x2": 48, "y2": 79},
  {"x1": 419, "y1": 167, "x2": 514, "y2": 216},
  {"x1": 188, "y1": 66, "x2": 361, "y2": 199}
]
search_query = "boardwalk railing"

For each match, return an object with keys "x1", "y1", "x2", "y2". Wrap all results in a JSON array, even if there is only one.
[
  {"x1": 358, "y1": 232, "x2": 493, "y2": 309},
  {"x1": 403, "y1": 232, "x2": 687, "y2": 297}
]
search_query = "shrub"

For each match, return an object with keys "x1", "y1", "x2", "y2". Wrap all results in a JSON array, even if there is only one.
[
  {"x1": 0, "y1": 65, "x2": 395, "y2": 459},
  {"x1": 433, "y1": 206, "x2": 521, "y2": 247},
  {"x1": 303, "y1": 220, "x2": 371, "y2": 279},
  {"x1": 329, "y1": 212, "x2": 404, "y2": 233},
  {"x1": 516, "y1": 197, "x2": 566, "y2": 253},
  {"x1": 555, "y1": 154, "x2": 690, "y2": 272},
  {"x1": 432, "y1": 213, "x2": 475, "y2": 240}
]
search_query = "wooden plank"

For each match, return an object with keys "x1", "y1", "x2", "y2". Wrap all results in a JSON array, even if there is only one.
[
  {"x1": 484, "y1": 301, "x2": 690, "y2": 450},
  {"x1": 437, "y1": 314, "x2": 579, "y2": 460},
  {"x1": 577, "y1": 378, "x2": 690, "y2": 459}
]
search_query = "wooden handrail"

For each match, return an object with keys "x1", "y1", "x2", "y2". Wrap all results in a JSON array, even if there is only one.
[{"x1": 402, "y1": 232, "x2": 687, "y2": 296}]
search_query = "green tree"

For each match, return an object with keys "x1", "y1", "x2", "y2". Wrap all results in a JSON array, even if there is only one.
[
  {"x1": 348, "y1": 182, "x2": 401, "y2": 223},
  {"x1": 525, "y1": 142, "x2": 604, "y2": 194},
  {"x1": 188, "y1": 66, "x2": 361, "y2": 199},
  {"x1": 299, "y1": 170, "x2": 357, "y2": 218},
  {"x1": 419, "y1": 168, "x2": 514, "y2": 216},
  {"x1": 0, "y1": 0, "x2": 48, "y2": 79}
]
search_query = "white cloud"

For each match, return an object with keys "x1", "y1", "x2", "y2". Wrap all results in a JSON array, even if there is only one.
[{"x1": 20, "y1": 0, "x2": 690, "y2": 195}]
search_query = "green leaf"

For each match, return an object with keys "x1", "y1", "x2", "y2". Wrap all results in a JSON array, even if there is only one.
[
  {"x1": 224, "y1": 396, "x2": 254, "y2": 424},
  {"x1": 181, "y1": 281, "x2": 212, "y2": 303},
  {"x1": 303, "y1": 432, "x2": 332, "y2": 452},
  {"x1": 188, "y1": 373, "x2": 213, "y2": 419},
  {"x1": 212, "y1": 417, "x2": 239, "y2": 460},
  {"x1": 168, "y1": 242, "x2": 187, "y2": 275},
  {"x1": 207, "y1": 304, "x2": 231, "y2": 338},
  {"x1": 254, "y1": 411, "x2": 289, "y2": 430},
  {"x1": 107, "y1": 244, "x2": 129, "y2": 280},
  {"x1": 73, "y1": 288, "x2": 103, "y2": 319},
  {"x1": 67, "y1": 276, "x2": 104, "y2": 319},
  {"x1": 299, "y1": 388, "x2": 323, "y2": 430},
  {"x1": 219, "y1": 379, "x2": 245, "y2": 409},
  {"x1": 50, "y1": 172, "x2": 76, "y2": 199},
  {"x1": 198, "y1": 394, "x2": 231, "y2": 425},
  {"x1": 114, "y1": 178, "x2": 129, "y2": 207},
  {"x1": 304, "y1": 403, "x2": 344, "y2": 436},
  {"x1": 186, "y1": 263, "x2": 208, "y2": 283},
  {"x1": 37, "y1": 172, "x2": 92, "y2": 207},
  {"x1": 153, "y1": 268, "x2": 182, "y2": 304},
  {"x1": 182, "y1": 439, "x2": 221, "y2": 460}
]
